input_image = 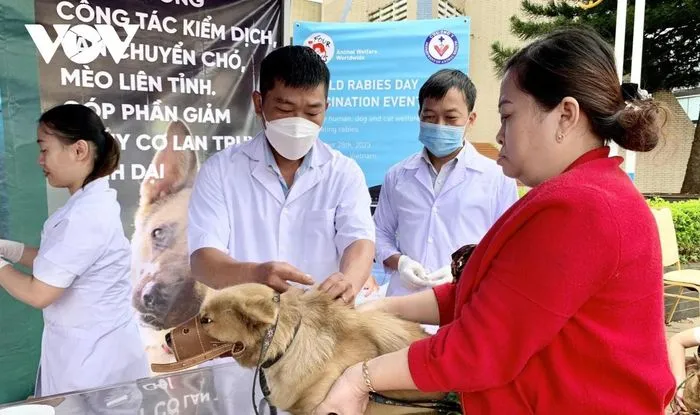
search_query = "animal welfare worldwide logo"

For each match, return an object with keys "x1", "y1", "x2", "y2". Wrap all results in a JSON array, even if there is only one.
[
  {"x1": 305, "y1": 32, "x2": 335, "y2": 63},
  {"x1": 424, "y1": 29, "x2": 459, "y2": 64}
]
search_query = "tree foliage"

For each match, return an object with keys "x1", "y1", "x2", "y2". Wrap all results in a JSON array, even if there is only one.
[{"x1": 490, "y1": 0, "x2": 700, "y2": 93}]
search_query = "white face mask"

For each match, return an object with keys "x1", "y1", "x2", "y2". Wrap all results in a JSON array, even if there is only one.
[{"x1": 263, "y1": 115, "x2": 320, "y2": 160}]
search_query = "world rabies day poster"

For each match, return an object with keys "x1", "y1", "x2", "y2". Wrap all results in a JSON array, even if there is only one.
[
  {"x1": 24, "y1": 0, "x2": 282, "y2": 372},
  {"x1": 293, "y1": 17, "x2": 471, "y2": 187}
]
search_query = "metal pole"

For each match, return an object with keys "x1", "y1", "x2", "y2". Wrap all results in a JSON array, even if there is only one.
[
  {"x1": 630, "y1": 0, "x2": 645, "y2": 85},
  {"x1": 625, "y1": 0, "x2": 646, "y2": 180},
  {"x1": 610, "y1": 0, "x2": 627, "y2": 157},
  {"x1": 283, "y1": 0, "x2": 292, "y2": 46},
  {"x1": 614, "y1": 0, "x2": 627, "y2": 81}
]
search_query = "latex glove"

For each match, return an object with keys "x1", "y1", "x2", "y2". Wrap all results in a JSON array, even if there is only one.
[
  {"x1": 426, "y1": 265, "x2": 454, "y2": 287},
  {"x1": 398, "y1": 255, "x2": 430, "y2": 289},
  {"x1": 0, "y1": 239, "x2": 24, "y2": 263}
]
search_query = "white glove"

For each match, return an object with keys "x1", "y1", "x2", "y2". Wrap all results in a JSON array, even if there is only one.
[
  {"x1": 0, "y1": 239, "x2": 24, "y2": 263},
  {"x1": 398, "y1": 255, "x2": 430, "y2": 289},
  {"x1": 426, "y1": 265, "x2": 454, "y2": 287}
]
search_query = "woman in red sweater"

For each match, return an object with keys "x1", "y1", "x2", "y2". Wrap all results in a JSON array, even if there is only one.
[{"x1": 314, "y1": 27, "x2": 675, "y2": 414}]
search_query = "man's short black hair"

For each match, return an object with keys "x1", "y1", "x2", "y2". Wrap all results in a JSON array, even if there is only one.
[
  {"x1": 259, "y1": 45, "x2": 330, "y2": 98},
  {"x1": 418, "y1": 69, "x2": 477, "y2": 112}
]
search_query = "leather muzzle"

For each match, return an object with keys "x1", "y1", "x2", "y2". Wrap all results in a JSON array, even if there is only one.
[{"x1": 151, "y1": 315, "x2": 245, "y2": 373}]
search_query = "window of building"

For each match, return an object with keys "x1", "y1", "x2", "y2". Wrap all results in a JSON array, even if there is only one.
[
  {"x1": 416, "y1": 0, "x2": 432, "y2": 19},
  {"x1": 369, "y1": 0, "x2": 409, "y2": 22},
  {"x1": 437, "y1": 0, "x2": 463, "y2": 18}
]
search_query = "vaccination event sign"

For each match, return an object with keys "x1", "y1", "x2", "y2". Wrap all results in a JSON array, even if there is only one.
[
  {"x1": 293, "y1": 17, "x2": 471, "y2": 187},
  {"x1": 0, "y1": 0, "x2": 281, "y2": 404}
]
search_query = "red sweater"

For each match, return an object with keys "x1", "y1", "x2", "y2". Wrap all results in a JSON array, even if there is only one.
[{"x1": 408, "y1": 147, "x2": 675, "y2": 414}]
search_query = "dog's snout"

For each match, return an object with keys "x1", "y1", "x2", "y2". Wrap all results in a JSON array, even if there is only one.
[
  {"x1": 143, "y1": 292, "x2": 155, "y2": 308},
  {"x1": 141, "y1": 281, "x2": 157, "y2": 308},
  {"x1": 165, "y1": 332, "x2": 173, "y2": 348}
]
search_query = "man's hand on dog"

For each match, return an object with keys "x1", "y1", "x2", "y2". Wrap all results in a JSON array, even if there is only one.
[
  {"x1": 254, "y1": 261, "x2": 314, "y2": 293},
  {"x1": 319, "y1": 272, "x2": 356, "y2": 305}
]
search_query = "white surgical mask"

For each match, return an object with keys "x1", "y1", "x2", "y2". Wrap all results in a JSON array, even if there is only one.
[{"x1": 263, "y1": 115, "x2": 320, "y2": 160}]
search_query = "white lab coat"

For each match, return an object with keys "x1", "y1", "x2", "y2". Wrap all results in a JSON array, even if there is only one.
[
  {"x1": 187, "y1": 133, "x2": 375, "y2": 414},
  {"x1": 32, "y1": 177, "x2": 149, "y2": 397},
  {"x1": 374, "y1": 143, "x2": 519, "y2": 297},
  {"x1": 188, "y1": 132, "x2": 375, "y2": 282}
]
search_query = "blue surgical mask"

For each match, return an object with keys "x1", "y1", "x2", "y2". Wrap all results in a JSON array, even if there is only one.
[{"x1": 418, "y1": 122, "x2": 465, "y2": 157}]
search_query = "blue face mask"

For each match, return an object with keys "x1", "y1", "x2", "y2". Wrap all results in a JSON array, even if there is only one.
[{"x1": 418, "y1": 121, "x2": 465, "y2": 157}]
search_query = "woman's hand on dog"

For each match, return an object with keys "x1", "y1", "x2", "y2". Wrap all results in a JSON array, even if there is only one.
[
  {"x1": 254, "y1": 261, "x2": 314, "y2": 293},
  {"x1": 356, "y1": 298, "x2": 389, "y2": 314},
  {"x1": 675, "y1": 385, "x2": 687, "y2": 411},
  {"x1": 313, "y1": 363, "x2": 369, "y2": 415}
]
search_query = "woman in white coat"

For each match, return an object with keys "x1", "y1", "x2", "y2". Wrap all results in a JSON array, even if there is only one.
[{"x1": 0, "y1": 104, "x2": 149, "y2": 397}]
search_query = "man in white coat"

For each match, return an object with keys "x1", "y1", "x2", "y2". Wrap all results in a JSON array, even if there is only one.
[
  {"x1": 187, "y1": 45, "x2": 376, "y2": 413},
  {"x1": 374, "y1": 69, "x2": 518, "y2": 309},
  {"x1": 189, "y1": 45, "x2": 375, "y2": 301}
]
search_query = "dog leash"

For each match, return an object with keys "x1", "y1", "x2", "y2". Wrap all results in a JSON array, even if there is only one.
[
  {"x1": 252, "y1": 292, "x2": 282, "y2": 415},
  {"x1": 369, "y1": 392, "x2": 463, "y2": 414},
  {"x1": 671, "y1": 373, "x2": 700, "y2": 415}
]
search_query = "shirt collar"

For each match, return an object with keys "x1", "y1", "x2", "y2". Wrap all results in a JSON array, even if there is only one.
[
  {"x1": 563, "y1": 146, "x2": 612, "y2": 173},
  {"x1": 263, "y1": 139, "x2": 314, "y2": 172},
  {"x1": 76, "y1": 176, "x2": 109, "y2": 195},
  {"x1": 408, "y1": 141, "x2": 486, "y2": 173},
  {"x1": 65, "y1": 176, "x2": 110, "y2": 206}
]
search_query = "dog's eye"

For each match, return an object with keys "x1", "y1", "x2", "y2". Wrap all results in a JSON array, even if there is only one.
[
  {"x1": 151, "y1": 228, "x2": 163, "y2": 240},
  {"x1": 200, "y1": 316, "x2": 212, "y2": 325}
]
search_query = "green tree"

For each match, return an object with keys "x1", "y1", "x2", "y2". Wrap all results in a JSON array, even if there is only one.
[{"x1": 491, "y1": 0, "x2": 700, "y2": 194}]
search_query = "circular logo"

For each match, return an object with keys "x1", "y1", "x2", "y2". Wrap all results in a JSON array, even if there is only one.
[
  {"x1": 424, "y1": 30, "x2": 459, "y2": 64},
  {"x1": 305, "y1": 32, "x2": 335, "y2": 63},
  {"x1": 61, "y1": 24, "x2": 105, "y2": 65}
]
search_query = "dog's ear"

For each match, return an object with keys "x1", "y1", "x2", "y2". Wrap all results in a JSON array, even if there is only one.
[
  {"x1": 236, "y1": 294, "x2": 277, "y2": 328},
  {"x1": 139, "y1": 120, "x2": 199, "y2": 207}
]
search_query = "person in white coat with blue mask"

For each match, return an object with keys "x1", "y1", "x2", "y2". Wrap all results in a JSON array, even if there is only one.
[
  {"x1": 374, "y1": 69, "x2": 518, "y2": 311},
  {"x1": 0, "y1": 104, "x2": 149, "y2": 397}
]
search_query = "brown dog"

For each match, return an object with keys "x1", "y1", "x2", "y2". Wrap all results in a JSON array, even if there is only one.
[
  {"x1": 129, "y1": 120, "x2": 381, "y2": 367},
  {"x1": 198, "y1": 283, "x2": 450, "y2": 414}
]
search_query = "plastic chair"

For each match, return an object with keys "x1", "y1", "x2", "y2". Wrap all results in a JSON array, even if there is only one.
[{"x1": 651, "y1": 207, "x2": 700, "y2": 324}]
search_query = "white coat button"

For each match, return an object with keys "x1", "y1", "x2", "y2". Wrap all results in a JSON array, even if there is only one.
[
  {"x1": 428, "y1": 237, "x2": 434, "y2": 244},
  {"x1": 432, "y1": 207, "x2": 437, "y2": 213}
]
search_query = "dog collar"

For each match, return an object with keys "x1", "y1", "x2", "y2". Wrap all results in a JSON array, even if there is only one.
[{"x1": 260, "y1": 317, "x2": 302, "y2": 369}]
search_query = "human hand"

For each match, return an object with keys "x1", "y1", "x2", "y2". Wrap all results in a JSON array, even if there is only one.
[
  {"x1": 674, "y1": 384, "x2": 687, "y2": 411},
  {"x1": 253, "y1": 261, "x2": 314, "y2": 293},
  {"x1": 319, "y1": 272, "x2": 356, "y2": 304},
  {"x1": 313, "y1": 363, "x2": 369, "y2": 415},
  {"x1": 361, "y1": 275, "x2": 380, "y2": 296},
  {"x1": 356, "y1": 298, "x2": 390, "y2": 314},
  {"x1": 426, "y1": 265, "x2": 454, "y2": 287},
  {"x1": 0, "y1": 239, "x2": 24, "y2": 263},
  {"x1": 398, "y1": 255, "x2": 430, "y2": 289}
]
